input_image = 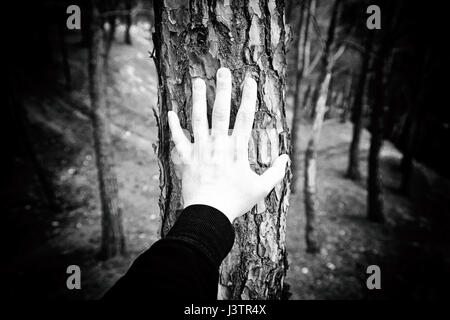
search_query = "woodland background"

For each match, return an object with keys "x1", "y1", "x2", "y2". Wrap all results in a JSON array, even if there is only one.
[{"x1": 2, "y1": 0, "x2": 449, "y2": 299}]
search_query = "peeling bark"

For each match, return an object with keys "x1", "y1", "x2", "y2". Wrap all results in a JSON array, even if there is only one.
[{"x1": 153, "y1": 0, "x2": 291, "y2": 300}]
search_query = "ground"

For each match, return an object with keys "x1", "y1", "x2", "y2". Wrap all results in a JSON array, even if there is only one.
[{"x1": 4, "y1": 23, "x2": 450, "y2": 300}]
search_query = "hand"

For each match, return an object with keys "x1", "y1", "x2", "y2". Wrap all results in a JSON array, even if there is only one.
[{"x1": 168, "y1": 68, "x2": 289, "y2": 223}]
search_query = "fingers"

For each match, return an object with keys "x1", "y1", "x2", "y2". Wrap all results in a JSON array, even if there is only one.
[
  {"x1": 234, "y1": 77, "x2": 257, "y2": 160},
  {"x1": 212, "y1": 68, "x2": 232, "y2": 137},
  {"x1": 260, "y1": 154, "x2": 290, "y2": 194},
  {"x1": 192, "y1": 78, "x2": 208, "y2": 144},
  {"x1": 168, "y1": 111, "x2": 192, "y2": 161}
]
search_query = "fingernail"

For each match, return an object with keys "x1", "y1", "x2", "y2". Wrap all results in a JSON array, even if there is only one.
[
  {"x1": 217, "y1": 67, "x2": 231, "y2": 79},
  {"x1": 192, "y1": 78, "x2": 204, "y2": 89},
  {"x1": 246, "y1": 77, "x2": 257, "y2": 89}
]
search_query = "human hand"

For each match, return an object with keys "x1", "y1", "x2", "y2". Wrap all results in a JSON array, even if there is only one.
[{"x1": 168, "y1": 68, "x2": 289, "y2": 223}]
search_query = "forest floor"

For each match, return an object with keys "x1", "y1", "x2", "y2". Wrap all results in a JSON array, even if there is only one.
[{"x1": 4, "y1": 23, "x2": 450, "y2": 299}]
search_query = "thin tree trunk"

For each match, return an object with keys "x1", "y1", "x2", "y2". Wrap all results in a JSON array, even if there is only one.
[
  {"x1": 347, "y1": 32, "x2": 374, "y2": 180},
  {"x1": 124, "y1": 0, "x2": 132, "y2": 45},
  {"x1": 153, "y1": 0, "x2": 291, "y2": 300},
  {"x1": 58, "y1": 21, "x2": 71, "y2": 91},
  {"x1": 8, "y1": 74, "x2": 58, "y2": 211},
  {"x1": 303, "y1": 0, "x2": 341, "y2": 253},
  {"x1": 105, "y1": 15, "x2": 116, "y2": 61},
  {"x1": 400, "y1": 51, "x2": 431, "y2": 193},
  {"x1": 291, "y1": 0, "x2": 312, "y2": 194},
  {"x1": 367, "y1": 2, "x2": 395, "y2": 223},
  {"x1": 339, "y1": 79, "x2": 351, "y2": 123},
  {"x1": 88, "y1": 4, "x2": 125, "y2": 259},
  {"x1": 304, "y1": 71, "x2": 332, "y2": 253},
  {"x1": 367, "y1": 58, "x2": 385, "y2": 223}
]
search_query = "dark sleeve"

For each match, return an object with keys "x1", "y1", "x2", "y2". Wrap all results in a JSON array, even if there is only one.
[{"x1": 102, "y1": 205, "x2": 235, "y2": 300}]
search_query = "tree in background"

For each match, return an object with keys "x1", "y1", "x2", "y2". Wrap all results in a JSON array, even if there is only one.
[
  {"x1": 124, "y1": 0, "x2": 133, "y2": 45},
  {"x1": 400, "y1": 50, "x2": 431, "y2": 193},
  {"x1": 153, "y1": 0, "x2": 291, "y2": 299},
  {"x1": 303, "y1": 0, "x2": 343, "y2": 253},
  {"x1": 366, "y1": 3, "x2": 394, "y2": 223},
  {"x1": 290, "y1": 0, "x2": 316, "y2": 194},
  {"x1": 87, "y1": 2, "x2": 126, "y2": 259},
  {"x1": 346, "y1": 31, "x2": 374, "y2": 180}
]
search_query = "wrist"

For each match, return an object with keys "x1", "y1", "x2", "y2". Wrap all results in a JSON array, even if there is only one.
[{"x1": 184, "y1": 200, "x2": 236, "y2": 223}]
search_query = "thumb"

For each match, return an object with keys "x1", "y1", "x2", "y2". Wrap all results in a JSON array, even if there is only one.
[{"x1": 260, "y1": 154, "x2": 290, "y2": 194}]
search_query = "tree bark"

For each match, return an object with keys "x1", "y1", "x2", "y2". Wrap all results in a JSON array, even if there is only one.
[
  {"x1": 346, "y1": 31, "x2": 373, "y2": 180},
  {"x1": 88, "y1": 4, "x2": 126, "y2": 259},
  {"x1": 303, "y1": 0, "x2": 341, "y2": 253},
  {"x1": 153, "y1": 0, "x2": 291, "y2": 300}
]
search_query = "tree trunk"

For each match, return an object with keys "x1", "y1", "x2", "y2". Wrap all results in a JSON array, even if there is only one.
[
  {"x1": 347, "y1": 32, "x2": 373, "y2": 180},
  {"x1": 105, "y1": 15, "x2": 116, "y2": 61},
  {"x1": 88, "y1": 4, "x2": 126, "y2": 259},
  {"x1": 303, "y1": 0, "x2": 341, "y2": 253},
  {"x1": 58, "y1": 21, "x2": 71, "y2": 91},
  {"x1": 124, "y1": 0, "x2": 132, "y2": 45},
  {"x1": 153, "y1": 0, "x2": 291, "y2": 300},
  {"x1": 290, "y1": 0, "x2": 312, "y2": 194},
  {"x1": 7, "y1": 73, "x2": 58, "y2": 211},
  {"x1": 304, "y1": 71, "x2": 332, "y2": 253},
  {"x1": 367, "y1": 59, "x2": 385, "y2": 223},
  {"x1": 400, "y1": 51, "x2": 431, "y2": 193},
  {"x1": 367, "y1": 2, "x2": 395, "y2": 223}
]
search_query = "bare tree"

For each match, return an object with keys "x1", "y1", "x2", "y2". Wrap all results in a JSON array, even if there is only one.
[
  {"x1": 88, "y1": 3, "x2": 126, "y2": 259},
  {"x1": 153, "y1": 0, "x2": 291, "y2": 299},
  {"x1": 366, "y1": 1, "x2": 397, "y2": 223},
  {"x1": 290, "y1": 0, "x2": 315, "y2": 194},
  {"x1": 124, "y1": 0, "x2": 133, "y2": 45},
  {"x1": 400, "y1": 50, "x2": 431, "y2": 193},
  {"x1": 303, "y1": 0, "x2": 343, "y2": 253},
  {"x1": 346, "y1": 31, "x2": 374, "y2": 180}
]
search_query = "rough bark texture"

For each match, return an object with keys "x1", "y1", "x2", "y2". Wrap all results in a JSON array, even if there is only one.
[
  {"x1": 347, "y1": 32, "x2": 373, "y2": 180},
  {"x1": 303, "y1": 0, "x2": 341, "y2": 253},
  {"x1": 153, "y1": 0, "x2": 291, "y2": 300},
  {"x1": 88, "y1": 5, "x2": 126, "y2": 259}
]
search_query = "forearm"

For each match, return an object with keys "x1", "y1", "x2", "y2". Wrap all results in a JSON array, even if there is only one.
[{"x1": 103, "y1": 205, "x2": 235, "y2": 300}]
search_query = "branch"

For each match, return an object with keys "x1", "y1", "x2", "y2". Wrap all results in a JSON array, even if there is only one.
[
  {"x1": 331, "y1": 44, "x2": 346, "y2": 65},
  {"x1": 305, "y1": 51, "x2": 321, "y2": 76},
  {"x1": 310, "y1": 14, "x2": 326, "y2": 52}
]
